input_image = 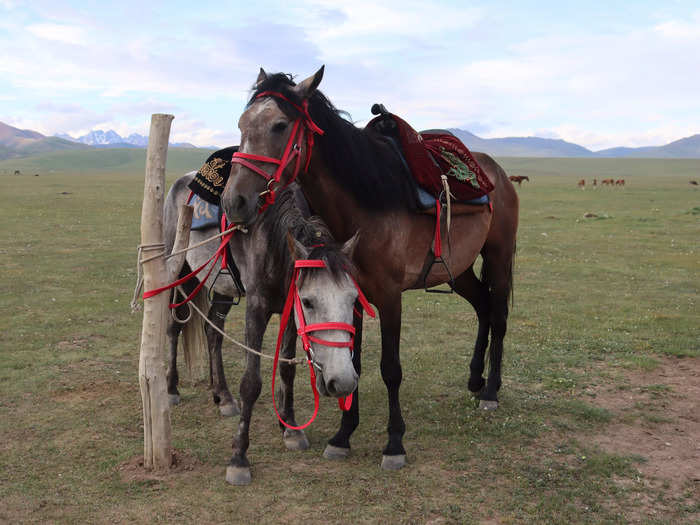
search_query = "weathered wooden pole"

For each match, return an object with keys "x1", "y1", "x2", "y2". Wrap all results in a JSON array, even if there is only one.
[{"x1": 138, "y1": 113, "x2": 175, "y2": 471}]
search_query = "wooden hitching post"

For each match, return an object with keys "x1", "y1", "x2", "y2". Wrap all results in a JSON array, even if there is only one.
[{"x1": 138, "y1": 113, "x2": 176, "y2": 471}]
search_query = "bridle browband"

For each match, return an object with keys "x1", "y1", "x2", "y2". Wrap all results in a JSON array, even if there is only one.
[
  {"x1": 271, "y1": 259, "x2": 375, "y2": 430},
  {"x1": 230, "y1": 91, "x2": 324, "y2": 212}
]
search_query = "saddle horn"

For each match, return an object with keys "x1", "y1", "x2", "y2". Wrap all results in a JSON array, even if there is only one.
[{"x1": 371, "y1": 103, "x2": 389, "y2": 116}]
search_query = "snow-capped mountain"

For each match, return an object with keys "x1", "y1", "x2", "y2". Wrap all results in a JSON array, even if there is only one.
[{"x1": 55, "y1": 129, "x2": 196, "y2": 148}]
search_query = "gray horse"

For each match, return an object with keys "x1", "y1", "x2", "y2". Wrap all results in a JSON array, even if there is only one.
[{"x1": 163, "y1": 173, "x2": 362, "y2": 485}]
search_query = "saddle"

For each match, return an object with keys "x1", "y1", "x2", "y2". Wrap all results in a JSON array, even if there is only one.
[
  {"x1": 366, "y1": 104, "x2": 493, "y2": 214},
  {"x1": 187, "y1": 147, "x2": 245, "y2": 301},
  {"x1": 367, "y1": 105, "x2": 494, "y2": 293}
]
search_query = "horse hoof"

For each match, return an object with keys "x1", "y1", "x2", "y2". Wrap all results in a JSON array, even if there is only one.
[
  {"x1": 219, "y1": 401, "x2": 240, "y2": 417},
  {"x1": 381, "y1": 454, "x2": 406, "y2": 470},
  {"x1": 168, "y1": 394, "x2": 181, "y2": 406},
  {"x1": 323, "y1": 444, "x2": 350, "y2": 460},
  {"x1": 479, "y1": 400, "x2": 499, "y2": 411},
  {"x1": 225, "y1": 465, "x2": 251, "y2": 485},
  {"x1": 284, "y1": 430, "x2": 310, "y2": 451}
]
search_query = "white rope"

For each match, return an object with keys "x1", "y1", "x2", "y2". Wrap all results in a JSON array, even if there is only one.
[
  {"x1": 177, "y1": 285, "x2": 305, "y2": 365},
  {"x1": 130, "y1": 243, "x2": 164, "y2": 312},
  {"x1": 441, "y1": 174, "x2": 453, "y2": 232},
  {"x1": 130, "y1": 224, "x2": 302, "y2": 364},
  {"x1": 130, "y1": 225, "x2": 247, "y2": 312}
]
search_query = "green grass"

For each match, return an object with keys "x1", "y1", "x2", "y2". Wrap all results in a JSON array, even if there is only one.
[
  {"x1": 1, "y1": 160, "x2": 698, "y2": 523},
  {"x1": 0, "y1": 147, "x2": 214, "y2": 176}
]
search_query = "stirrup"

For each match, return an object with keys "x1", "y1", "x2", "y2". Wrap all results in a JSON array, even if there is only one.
[
  {"x1": 208, "y1": 267, "x2": 242, "y2": 306},
  {"x1": 424, "y1": 256, "x2": 455, "y2": 294}
]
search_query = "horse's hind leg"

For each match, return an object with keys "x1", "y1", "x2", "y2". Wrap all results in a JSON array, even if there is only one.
[
  {"x1": 166, "y1": 273, "x2": 197, "y2": 406},
  {"x1": 166, "y1": 306, "x2": 184, "y2": 406},
  {"x1": 278, "y1": 323, "x2": 310, "y2": 451},
  {"x1": 226, "y1": 303, "x2": 270, "y2": 485},
  {"x1": 452, "y1": 265, "x2": 491, "y2": 395},
  {"x1": 206, "y1": 292, "x2": 239, "y2": 417},
  {"x1": 324, "y1": 300, "x2": 364, "y2": 460},
  {"x1": 478, "y1": 246, "x2": 515, "y2": 410}
]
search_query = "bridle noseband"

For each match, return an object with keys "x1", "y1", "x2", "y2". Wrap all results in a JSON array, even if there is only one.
[
  {"x1": 271, "y1": 259, "x2": 375, "y2": 430},
  {"x1": 231, "y1": 91, "x2": 324, "y2": 212}
]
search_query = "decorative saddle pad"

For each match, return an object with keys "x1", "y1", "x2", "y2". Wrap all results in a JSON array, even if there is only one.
[
  {"x1": 189, "y1": 194, "x2": 221, "y2": 230},
  {"x1": 367, "y1": 112, "x2": 494, "y2": 201}
]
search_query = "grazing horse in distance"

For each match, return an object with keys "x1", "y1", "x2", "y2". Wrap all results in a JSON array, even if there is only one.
[
  {"x1": 592, "y1": 178, "x2": 597, "y2": 188},
  {"x1": 508, "y1": 175, "x2": 529, "y2": 187},
  {"x1": 601, "y1": 178, "x2": 614, "y2": 186},
  {"x1": 615, "y1": 179, "x2": 625, "y2": 186},
  {"x1": 222, "y1": 66, "x2": 519, "y2": 471},
  {"x1": 578, "y1": 179, "x2": 585, "y2": 189},
  {"x1": 690, "y1": 180, "x2": 699, "y2": 186}
]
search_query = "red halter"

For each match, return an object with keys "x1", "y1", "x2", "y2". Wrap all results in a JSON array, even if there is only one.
[
  {"x1": 271, "y1": 259, "x2": 375, "y2": 430},
  {"x1": 231, "y1": 92, "x2": 324, "y2": 212}
]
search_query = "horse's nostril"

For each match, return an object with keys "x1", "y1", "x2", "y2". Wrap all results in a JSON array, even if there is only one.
[
  {"x1": 234, "y1": 195, "x2": 247, "y2": 212},
  {"x1": 326, "y1": 379, "x2": 338, "y2": 395}
]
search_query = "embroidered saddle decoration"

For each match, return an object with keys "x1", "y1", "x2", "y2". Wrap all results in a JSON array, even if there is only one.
[{"x1": 188, "y1": 146, "x2": 237, "y2": 205}]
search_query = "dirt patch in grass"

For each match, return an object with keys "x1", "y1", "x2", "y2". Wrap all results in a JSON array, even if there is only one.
[
  {"x1": 52, "y1": 379, "x2": 128, "y2": 403},
  {"x1": 117, "y1": 449, "x2": 205, "y2": 483},
  {"x1": 590, "y1": 357, "x2": 700, "y2": 496}
]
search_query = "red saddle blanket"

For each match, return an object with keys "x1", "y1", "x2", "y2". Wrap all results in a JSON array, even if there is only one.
[{"x1": 368, "y1": 113, "x2": 494, "y2": 201}]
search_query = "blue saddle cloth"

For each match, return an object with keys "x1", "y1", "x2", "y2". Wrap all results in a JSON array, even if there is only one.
[
  {"x1": 416, "y1": 186, "x2": 489, "y2": 209},
  {"x1": 190, "y1": 194, "x2": 221, "y2": 230}
]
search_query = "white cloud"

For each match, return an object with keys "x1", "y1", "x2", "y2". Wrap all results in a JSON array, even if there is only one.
[
  {"x1": 26, "y1": 23, "x2": 87, "y2": 45},
  {"x1": 1, "y1": 3, "x2": 699, "y2": 150},
  {"x1": 654, "y1": 12, "x2": 700, "y2": 39}
]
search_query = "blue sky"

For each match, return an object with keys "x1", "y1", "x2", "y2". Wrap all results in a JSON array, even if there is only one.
[{"x1": 1, "y1": 0, "x2": 699, "y2": 150}]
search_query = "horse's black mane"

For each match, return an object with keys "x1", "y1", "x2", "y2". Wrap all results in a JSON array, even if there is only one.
[
  {"x1": 264, "y1": 186, "x2": 354, "y2": 284},
  {"x1": 250, "y1": 73, "x2": 420, "y2": 212}
]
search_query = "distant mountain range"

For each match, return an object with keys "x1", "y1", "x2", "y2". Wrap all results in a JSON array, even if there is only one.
[
  {"x1": 1, "y1": 120, "x2": 699, "y2": 161},
  {"x1": 0, "y1": 121, "x2": 199, "y2": 160},
  {"x1": 448, "y1": 129, "x2": 700, "y2": 158},
  {"x1": 55, "y1": 129, "x2": 196, "y2": 149}
]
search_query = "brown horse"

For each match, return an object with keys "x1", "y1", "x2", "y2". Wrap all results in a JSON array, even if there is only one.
[
  {"x1": 222, "y1": 67, "x2": 519, "y2": 470},
  {"x1": 509, "y1": 175, "x2": 529, "y2": 186},
  {"x1": 578, "y1": 179, "x2": 586, "y2": 189}
]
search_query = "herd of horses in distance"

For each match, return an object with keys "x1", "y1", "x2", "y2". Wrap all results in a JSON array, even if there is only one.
[{"x1": 508, "y1": 174, "x2": 635, "y2": 189}]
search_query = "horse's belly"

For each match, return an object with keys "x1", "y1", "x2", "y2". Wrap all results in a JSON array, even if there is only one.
[{"x1": 403, "y1": 208, "x2": 491, "y2": 289}]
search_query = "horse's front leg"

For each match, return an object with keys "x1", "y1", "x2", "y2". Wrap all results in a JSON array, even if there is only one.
[
  {"x1": 378, "y1": 293, "x2": 407, "y2": 470},
  {"x1": 324, "y1": 300, "x2": 364, "y2": 460},
  {"x1": 278, "y1": 323, "x2": 310, "y2": 451},
  {"x1": 226, "y1": 300, "x2": 270, "y2": 485}
]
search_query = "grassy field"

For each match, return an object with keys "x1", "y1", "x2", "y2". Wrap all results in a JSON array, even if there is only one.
[{"x1": 1, "y1": 158, "x2": 698, "y2": 523}]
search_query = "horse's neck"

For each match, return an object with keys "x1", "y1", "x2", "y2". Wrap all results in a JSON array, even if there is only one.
[{"x1": 301, "y1": 159, "x2": 370, "y2": 244}]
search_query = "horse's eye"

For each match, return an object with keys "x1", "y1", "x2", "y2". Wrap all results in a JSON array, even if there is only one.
[
  {"x1": 301, "y1": 298, "x2": 314, "y2": 309},
  {"x1": 271, "y1": 121, "x2": 288, "y2": 133}
]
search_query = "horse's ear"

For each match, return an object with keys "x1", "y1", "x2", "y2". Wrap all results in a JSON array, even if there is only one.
[
  {"x1": 286, "y1": 230, "x2": 309, "y2": 261},
  {"x1": 255, "y1": 67, "x2": 268, "y2": 87},
  {"x1": 341, "y1": 230, "x2": 361, "y2": 260},
  {"x1": 294, "y1": 65, "x2": 324, "y2": 99}
]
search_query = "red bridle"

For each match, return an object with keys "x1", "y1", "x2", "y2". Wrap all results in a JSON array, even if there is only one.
[
  {"x1": 230, "y1": 91, "x2": 324, "y2": 212},
  {"x1": 271, "y1": 259, "x2": 375, "y2": 430}
]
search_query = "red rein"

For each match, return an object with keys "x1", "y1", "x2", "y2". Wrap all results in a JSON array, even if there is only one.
[
  {"x1": 272, "y1": 259, "x2": 375, "y2": 430},
  {"x1": 230, "y1": 92, "x2": 324, "y2": 212}
]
